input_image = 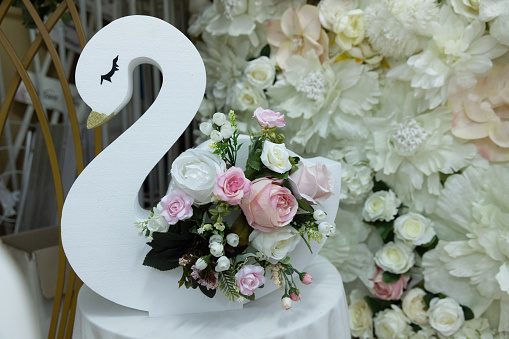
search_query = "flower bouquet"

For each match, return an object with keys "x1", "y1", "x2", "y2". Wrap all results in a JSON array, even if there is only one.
[{"x1": 135, "y1": 108, "x2": 341, "y2": 310}]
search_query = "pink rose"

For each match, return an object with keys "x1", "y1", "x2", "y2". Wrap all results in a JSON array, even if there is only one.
[
  {"x1": 159, "y1": 189, "x2": 194, "y2": 225},
  {"x1": 235, "y1": 265, "x2": 265, "y2": 296},
  {"x1": 289, "y1": 162, "x2": 335, "y2": 204},
  {"x1": 253, "y1": 107, "x2": 286, "y2": 128},
  {"x1": 240, "y1": 178, "x2": 298, "y2": 232},
  {"x1": 214, "y1": 167, "x2": 251, "y2": 205},
  {"x1": 372, "y1": 267, "x2": 410, "y2": 301},
  {"x1": 290, "y1": 292, "x2": 302, "y2": 301},
  {"x1": 300, "y1": 272, "x2": 313, "y2": 285}
]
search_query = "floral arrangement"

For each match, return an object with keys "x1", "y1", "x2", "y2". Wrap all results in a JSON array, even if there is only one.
[
  {"x1": 135, "y1": 108, "x2": 337, "y2": 310},
  {"x1": 187, "y1": 0, "x2": 509, "y2": 336}
]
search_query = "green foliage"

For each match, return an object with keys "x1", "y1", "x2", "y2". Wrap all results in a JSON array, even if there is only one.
[
  {"x1": 218, "y1": 270, "x2": 240, "y2": 301},
  {"x1": 260, "y1": 44, "x2": 270, "y2": 58},
  {"x1": 199, "y1": 284, "x2": 217, "y2": 298},
  {"x1": 374, "y1": 221, "x2": 394, "y2": 242},
  {"x1": 13, "y1": 0, "x2": 69, "y2": 29},
  {"x1": 382, "y1": 271, "x2": 401, "y2": 284},
  {"x1": 297, "y1": 199, "x2": 314, "y2": 213},
  {"x1": 415, "y1": 236, "x2": 438, "y2": 257},
  {"x1": 462, "y1": 305, "x2": 474, "y2": 321},
  {"x1": 364, "y1": 296, "x2": 393, "y2": 315},
  {"x1": 372, "y1": 179, "x2": 390, "y2": 192}
]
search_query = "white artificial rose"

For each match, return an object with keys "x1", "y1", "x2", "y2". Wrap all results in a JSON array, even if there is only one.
[
  {"x1": 220, "y1": 122, "x2": 234, "y2": 139},
  {"x1": 318, "y1": 221, "x2": 336, "y2": 236},
  {"x1": 348, "y1": 290, "x2": 373, "y2": 338},
  {"x1": 374, "y1": 305, "x2": 412, "y2": 339},
  {"x1": 195, "y1": 257, "x2": 208, "y2": 270},
  {"x1": 232, "y1": 81, "x2": 267, "y2": 111},
  {"x1": 261, "y1": 140, "x2": 292, "y2": 174},
  {"x1": 210, "y1": 130, "x2": 223, "y2": 143},
  {"x1": 244, "y1": 56, "x2": 275, "y2": 89},
  {"x1": 212, "y1": 112, "x2": 227, "y2": 126},
  {"x1": 402, "y1": 288, "x2": 428, "y2": 326},
  {"x1": 374, "y1": 241, "x2": 415, "y2": 274},
  {"x1": 226, "y1": 233, "x2": 239, "y2": 247},
  {"x1": 428, "y1": 297, "x2": 464, "y2": 336},
  {"x1": 209, "y1": 242, "x2": 224, "y2": 257},
  {"x1": 147, "y1": 204, "x2": 169, "y2": 233},
  {"x1": 171, "y1": 149, "x2": 226, "y2": 204},
  {"x1": 249, "y1": 227, "x2": 301, "y2": 263},
  {"x1": 209, "y1": 234, "x2": 223, "y2": 244},
  {"x1": 333, "y1": 9, "x2": 366, "y2": 50},
  {"x1": 215, "y1": 256, "x2": 231, "y2": 272},
  {"x1": 362, "y1": 190, "x2": 401, "y2": 222},
  {"x1": 394, "y1": 213, "x2": 436, "y2": 246},
  {"x1": 199, "y1": 121, "x2": 213, "y2": 136},
  {"x1": 313, "y1": 209, "x2": 326, "y2": 221}
]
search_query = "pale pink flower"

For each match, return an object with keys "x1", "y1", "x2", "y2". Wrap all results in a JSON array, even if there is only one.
[
  {"x1": 290, "y1": 291, "x2": 302, "y2": 301},
  {"x1": 235, "y1": 265, "x2": 265, "y2": 296},
  {"x1": 253, "y1": 107, "x2": 286, "y2": 128},
  {"x1": 266, "y1": 5, "x2": 329, "y2": 70},
  {"x1": 289, "y1": 162, "x2": 335, "y2": 204},
  {"x1": 449, "y1": 63, "x2": 509, "y2": 162},
  {"x1": 300, "y1": 272, "x2": 313, "y2": 285},
  {"x1": 214, "y1": 167, "x2": 251, "y2": 205},
  {"x1": 239, "y1": 178, "x2": 298, "y2": 232},
  {"x1": 159, "y1": 189, "x2": 194, "y2": 225},
  {"x1": 371, "y1": 267, "x2": 410, "y2": 301}
]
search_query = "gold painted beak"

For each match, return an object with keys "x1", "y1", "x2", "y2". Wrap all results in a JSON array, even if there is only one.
[{"x1": 87, "y1": 111, "x2": 114, "y2": 129}]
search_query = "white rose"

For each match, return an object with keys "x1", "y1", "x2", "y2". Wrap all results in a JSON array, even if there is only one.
[
  {"x1": 199, "y1": 121, "x2": 213, "y2": 136},
  {"x1": 232, "y1": 81, "x2": 267, "y2": 111},
  {"x1": 215, "y1": 256, "x2": 231, "y2": 272},
  {"x1": 146, "y1": 204, "x2": 169, "y2": 233},
  {"x1": 348, "y1": 290, "x2": 373, "y2": 338},
  {"x1": 394, "y1": 213, "x2": 436, "y2": 246},
  {"x1": 453, "y1": 318, "x2": 492, "y2": 339},
  {"x1": 226, "y1": 233, "x2": 239, "y2": 247},
  {"x1": 333, "y1": 9, "x2": 365, "y2": 50},
  {"x1": 209, "y1": 234, "x2": 223, "y2": 244},
  {"x1": 195, "y1": 257, "x2": 208, "y2": 270},
  {"x1": 340, "y1": 162, "x2": 374, "y2": 205},
  {"x1": 374, "y1": 241, "x2": 415, "y2": 274},
  {"x1": 428, "y1": 297, "x2": 464, "y2": 336},
  {"x1": 318, "y1": 221, "x2": 336, "y2": 236},
  {"x1": 209, "y1": 242, "x2": 224, "y2": 257},
  {"x1": 249, "y1": 227, "x2": 301, "y2": 263},
  {"x1": 220, "y1": 122, "x2": 235, "y2": 139},
  {"x1": 261, "y1": 140, "x2": 292, "y2": 174},
  {"x1": 212, "y1": 112, "x2": 227, "y2": 126},
  {"x1": 313, "y1": 209, "x2": 326, "y2": 221},
  {"x1": 171, "y1": 149, "x2": 226, "y2": 204},
  {"x1": 244, "y1": 56, "x2": 275, "y2": 89},
  {"x1": 374, "y1": 305, "x2": 412, "y2": 339},
  {"x1": 402, "y1": 288, "x2": 428, "y2": 326},
  {"x1": 210, "y1": 130, "x2": 223, "y2": 143},
  {"x1": 362, "y1": 190, "x2": 401, "y2": 222}
]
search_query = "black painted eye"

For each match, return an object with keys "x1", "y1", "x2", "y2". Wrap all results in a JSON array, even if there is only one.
[{"x1": 100, "y1": 55, "x2": 119, "y2": 85}]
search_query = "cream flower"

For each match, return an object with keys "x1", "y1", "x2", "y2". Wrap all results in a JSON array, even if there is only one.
[
  {"x1": 244, "y1": 56, "x2": 275, "y2": 89},
  {"x1": 266, "y1": 5, "x2": 328, "y2": 70},
  {"x1": 394, "y1": 212, "x2": 436, "y2": 246},
  {"x1": 388, "y1": 6, "x2": 508, "y2": 110},
  {"x1": 448, "y1": 0, "x2": 480, "y2": 20},
  {"x1": 374, "y1": 241, "x2": 415, "y2": 274},
  {"x1": 448, "y1": 63, "x2": 509, "y2": 162},
  {"x1": 362, "y1": 190, "x2": 400, "y2": 222},
  {"x1": 374, "y1": 305, "x2": 413, "y2": 339},
  {"x1": 348, "y1": 289, "x2": 374, "y2": 339},
  {"x1": 332, "y1": 9, "x2": 366, "y2": 51},
  {"x1": 452, "y1": 317, "x2": 494, "y2": 339},
  {"x1": 428, "y1": 297, "x2": 465, "y2": 336},
  {"x1": 402, "y1": 288, "x2": 429, "y2": 326},
  {"x1": 317, "y1": 0, "x2": 356, "y2": 32}
]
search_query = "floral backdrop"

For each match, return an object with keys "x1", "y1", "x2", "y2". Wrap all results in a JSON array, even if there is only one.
[{"x1": 187, "y1": 0, "x2": 509, "y2": 337}]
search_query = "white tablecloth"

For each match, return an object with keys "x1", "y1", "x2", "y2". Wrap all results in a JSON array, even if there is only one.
[{"x1": 73, "y1": 256, "x2": 350, "y2": 339}]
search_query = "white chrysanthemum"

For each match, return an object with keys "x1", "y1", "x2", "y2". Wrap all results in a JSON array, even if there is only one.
[
  {"x1": 364, "y1": 0, "x2": 438, "y2": 59},
  {"x1": 267, "y1": 51, "x2": 379, "y2": 154},
  {"x1": 388, "y1": 5, "x2": 508, "y2": 110},
  {"x1": 365, "y1": 81, "x2": 477, "y2": 213},
  {"x1": 422, "y1": 163, "x2": 509, "y2": 332}
]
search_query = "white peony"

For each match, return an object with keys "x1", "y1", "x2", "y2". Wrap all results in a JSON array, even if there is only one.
[
  {"x1": 215, "y1": 255, "x2": 231, "y2": 272},
  {"x1": 260, "y1": 140, "x2": 292, "y2": 174},
  {"x1": 374, "y1": 305, "x2": 412, "y2": 339},
  {"x1": 249, "y1": 226, "x2": 301, "y2": 263},
  {"x1": 317, "y1": 0, "x2": 356, "y2": 32},
  {"x1": 362, "y1": 190, "x2": 400, "y2": 222},
  {"x1": 428, "y1": 297, "x2": 465, "y2": 336},
  {"x1": 394, "y1": 212, "x2": 436, "y2": 246},
  {"x1": 374, "y1": 241, "x2": 415, "y2": 274},
  {"x1": 332, "y1": 9, "x2": 365, "y2": 51},
  {"x1": 244, "y1": 56, "x2": 275, "y2": 89},
  {"x1": 348, "y1": 289, "x2": 374, "y2": 339},
  {"x1": 402, "y1": 288, "x2": 428, "y2": 326}
]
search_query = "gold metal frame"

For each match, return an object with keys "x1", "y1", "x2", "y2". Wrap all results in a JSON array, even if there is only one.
[{"x1": 0, "y1": 1, "x2": 102, "y2": 337}]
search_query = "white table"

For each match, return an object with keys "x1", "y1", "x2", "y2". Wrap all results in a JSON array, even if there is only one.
[{"x1": 73, "y1": 256, "x2": 351, "y2": 339}]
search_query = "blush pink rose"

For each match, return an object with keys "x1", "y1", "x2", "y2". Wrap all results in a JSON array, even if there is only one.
[
  {"x1": 372, "y1": 267, "x2": 410, "y2": 301},
  {"x1": 289, "y1": 162, "x2": 335, "y2": 204},
  {"x1": 253, "y1": 107, "x2": 286, "y2": 128},
  {"x1": 214, "y1": 167, "x2": 251, "y2": 205},
  {"x1": 160, "y1": 189, "x2": 194, "y2": 225},
  {"x1": 235, "y1": 265, "x2": 266, "y2": 296},
  {"x1": 240, "y1": 178, "x2": 298, "y2": 232}
]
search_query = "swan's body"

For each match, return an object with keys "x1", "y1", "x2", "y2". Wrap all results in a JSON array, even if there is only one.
[{"x1": 61, "y1": 16, "x2": 239, "y2": 316}]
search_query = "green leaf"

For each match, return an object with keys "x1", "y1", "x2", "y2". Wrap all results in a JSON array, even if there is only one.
[
  {"x1": 423, "y1": 293, "x2": 435, "y2": 308},
  {"x1": 280, "y1": 256, "x2": 291, "y2": 265},
  {"x1": 234, "y1": 252, "x2": 258, "y2": 265},
  {"x1": 375, "y1": 222, "x2": 394, "y2": 242},
  {"x1": 462, "y1": 305, "x2": 474, "y2": 321},
  {"x1": 382, "y1": 271, "x2": 401, "y2": 284},
  {"x1": 297, "y1": 199, "x2": 314, "y2": 213},
  {"x1": 143, "y1": 252, "x2": 180, "y2": 271},
  {"x1": 199, "y1": 284, "x2": 217, "y2": 298},
  {"x1": 372, "y1": 180, "x2": 390, "y2": 192},
  {"x1": 218, "y1": 271, "x2": 240, "y2": 301},
  {"x1": 260, "y1": 44, "x2": 270, "y2": 58},
  {"x1": 242, "y1": 293, "x2": 256, "y2": 301},
  {"x1": 364, "y1": 296, "x2": 392, "y2": 315},
  {"x1": 247, "y1": 150, "x2": 262, "y2": 171}
]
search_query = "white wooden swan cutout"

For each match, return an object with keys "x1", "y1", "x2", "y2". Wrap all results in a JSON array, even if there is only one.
[{"x1": 61, "y1": 16, "x2": 241, "y2": 316}]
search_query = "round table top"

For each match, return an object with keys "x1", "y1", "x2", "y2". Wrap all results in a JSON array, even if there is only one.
[{"x1": 73, "y1": 255, "x2": 351, "y2": 339}]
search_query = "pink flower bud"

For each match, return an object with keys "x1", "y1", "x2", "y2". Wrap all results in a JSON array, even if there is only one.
[
  {"x1": 290, "y1": 292, "x2": 302, "y2": 301},
  {"x1": 281, "y1": 296, "x2": 292, "y2": 310},
  {"x1": 301, "y1": 273, "x2": 313, "y2": 285}
]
